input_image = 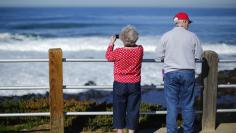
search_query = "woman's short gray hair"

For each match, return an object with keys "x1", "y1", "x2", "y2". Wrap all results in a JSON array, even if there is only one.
[{"x1": 120, "y1": 25, "x2": 139, "y2": 46}]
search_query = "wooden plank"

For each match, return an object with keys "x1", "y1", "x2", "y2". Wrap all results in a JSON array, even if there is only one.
[
  {"x1": 201, "y1": 51, "x2": 218, "y2": 132},
  {"x1": 215, "y1": 123, "x2": 236, "y2": 133},
  {"x1": 49, "y1": 48, "x2": 64, "y2": 133}
]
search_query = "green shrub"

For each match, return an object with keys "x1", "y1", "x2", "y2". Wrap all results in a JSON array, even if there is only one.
[
  {"x1": 86, "y1": 115, "x2": 113, "y2": 132},
  {"x1": 0, "y1": 96, "x2": 166, "y2": 132}
]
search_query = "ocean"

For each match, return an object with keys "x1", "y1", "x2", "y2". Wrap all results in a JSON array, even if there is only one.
[{"x1": 0, "y1": 7, "x2": 236, "y2": 97}]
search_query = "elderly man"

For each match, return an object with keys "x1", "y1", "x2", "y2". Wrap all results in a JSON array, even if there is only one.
[{"x1": 155, "y1": 12, "x2": 203, "y2": 133}]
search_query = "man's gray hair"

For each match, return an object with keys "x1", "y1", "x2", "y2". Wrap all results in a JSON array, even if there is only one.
[{"x1": 120, "y1": 25, "x2": 139, "y2": 46}]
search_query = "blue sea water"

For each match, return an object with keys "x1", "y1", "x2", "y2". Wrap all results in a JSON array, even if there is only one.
[
  {"x1": 0, "y1": 7, "x2": 235, "y2": 101},
  {"x1": 0, "y1": 7, "x2": 236, "y2": 43}
]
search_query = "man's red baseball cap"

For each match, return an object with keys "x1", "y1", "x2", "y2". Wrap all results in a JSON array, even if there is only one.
[{"x1": 174, "y1": 12, "x2": 192, "y2": 23}]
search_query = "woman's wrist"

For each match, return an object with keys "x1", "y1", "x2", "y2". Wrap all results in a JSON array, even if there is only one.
[
  {"x1": 109, "y1": 42, "x2": 115, "y2": 46},
  {"x1": 110, "y1": 36, "x2": 116, "y2": 45}
]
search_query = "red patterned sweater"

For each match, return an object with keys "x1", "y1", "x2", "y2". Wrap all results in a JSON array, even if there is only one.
[{"x1": 105, "y1": 44, "x2": 143, "y2": 83}]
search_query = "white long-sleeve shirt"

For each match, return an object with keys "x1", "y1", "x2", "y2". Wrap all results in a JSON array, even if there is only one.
[{"x1": 155, "y1": 27, "x2": 203, "y2": 73}]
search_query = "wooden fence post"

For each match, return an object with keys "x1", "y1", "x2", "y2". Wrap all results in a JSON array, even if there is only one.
[
  {"x1": 201, "y1": 50, "x2": 218, "y2": 132},
  {"x1": 49, "y1": 48, "x2": 64, "y2": 133}
]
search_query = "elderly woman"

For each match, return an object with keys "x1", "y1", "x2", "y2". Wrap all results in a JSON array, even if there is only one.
[{"x1": 106, "y1": 25, "x2": 143, "y2": 133}]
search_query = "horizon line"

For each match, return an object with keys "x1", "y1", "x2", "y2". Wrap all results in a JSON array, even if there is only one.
[{"x1": 0, "y1": 6, "x2": 236, "y2": 9}]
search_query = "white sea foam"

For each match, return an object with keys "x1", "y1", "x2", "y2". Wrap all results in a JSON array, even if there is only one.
[
  {"x1": 0, "y1": 33, "x2": 235, "y2": 96},
  {"x1": 0, "y1": 33, "x2": 236, "y2": 55}
]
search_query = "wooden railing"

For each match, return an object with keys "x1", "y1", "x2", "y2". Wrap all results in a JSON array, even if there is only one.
[
  {"x1": 201, "y1": 51, "x2": 218, "y2": 132},
  {"x1": 0, "y1": 48, "x2": 235, "y2": 133}
]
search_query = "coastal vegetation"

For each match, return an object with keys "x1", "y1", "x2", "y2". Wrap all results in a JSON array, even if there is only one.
[{"x1": 0, "y1": 96, "x2": 165, "y2": 132}]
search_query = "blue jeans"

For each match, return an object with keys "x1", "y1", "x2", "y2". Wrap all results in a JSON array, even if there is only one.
[
  {"x1": 113, "y1": 81, "x2": 141, "y2": 130},
  {"x1": 164, "y1": 70, "x2": 195, "y2": 133}
]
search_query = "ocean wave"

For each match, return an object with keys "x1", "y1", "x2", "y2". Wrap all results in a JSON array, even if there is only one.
[
  {"x1": 0, "y1": 32, "x2": 41, "y2": 41},
  {"x1": 0, "y1": 33, "x2": 236, "y2": 55},
  {"x1": 11, "y1": 23, "x2": 121, "y2": 30}
]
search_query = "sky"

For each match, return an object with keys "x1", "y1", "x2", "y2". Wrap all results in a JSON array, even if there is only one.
[{"x1": 0, "y1": 0, "x2": 236, "y2": 8}]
